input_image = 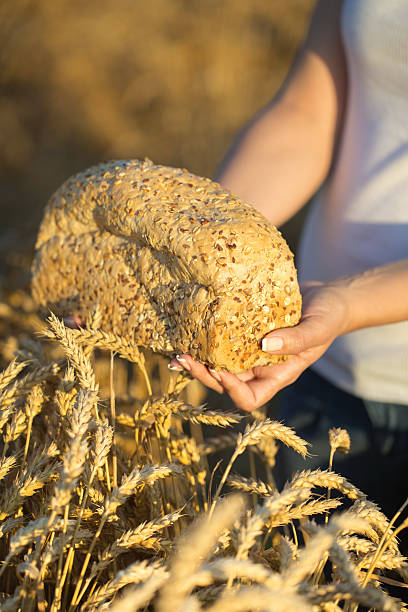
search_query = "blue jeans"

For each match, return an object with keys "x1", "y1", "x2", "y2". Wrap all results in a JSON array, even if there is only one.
[{"x1": 274, "y1": 369, "x2": 408, "y2": 519}]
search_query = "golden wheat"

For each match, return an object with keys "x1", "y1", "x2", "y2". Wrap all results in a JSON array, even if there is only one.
[{"x1": 0, "y1": 307, "x2": 406, "y2": 611}]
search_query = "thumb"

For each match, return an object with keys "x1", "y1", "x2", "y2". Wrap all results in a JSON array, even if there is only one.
[{"x1": 262, "y1": 316, "x2": 330, "y2": 355}]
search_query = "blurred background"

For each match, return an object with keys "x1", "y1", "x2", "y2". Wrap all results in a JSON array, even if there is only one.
[{"x1": 0, "y1": 0, "x2": 314, "y2": 252}]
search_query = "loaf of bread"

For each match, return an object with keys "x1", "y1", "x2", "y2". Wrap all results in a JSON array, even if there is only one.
[{"x1": 32, "y1": 159, "x2": 302, "y2": 373}]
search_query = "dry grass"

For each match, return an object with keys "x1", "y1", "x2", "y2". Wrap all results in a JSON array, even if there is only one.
[{"x1": 0, "y1": 293, "x2": 407, "y2": 611}]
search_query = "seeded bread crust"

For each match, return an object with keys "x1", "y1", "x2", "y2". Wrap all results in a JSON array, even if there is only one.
[{"x1": 32, "y1": 159, "x2": 302, "y2": 373}]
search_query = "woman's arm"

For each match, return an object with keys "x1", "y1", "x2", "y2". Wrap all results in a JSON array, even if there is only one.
[
  {"x1": 265, "y1": 259, "x2": 408, "y2": 353},
  {"x1": 169, "y1": 0, "x2": 354, "y2": 409},
  {"x1": 171, "y1": 260, "x2": 408, "y2": 412},
  {"x1": 217, "y1": 0, "x2": 347, "y2": 226}
]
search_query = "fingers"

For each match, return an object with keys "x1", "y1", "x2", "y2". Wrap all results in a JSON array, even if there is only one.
[
  {"x1": 168, "y1": 355, "x2": 225, "y2": 394},
  {"x1": 63, "y1": 314, "x2": 83, "y2": 329},
  {"x1": 220, "y1": 356, "x2": 307, "y2": 412},
  {"x1": 215, "y1": 371, "x2": 265, "y2": 412},
  {"x1": 262, "y1": 316, "x2": 330, "y2": 356},
  {"x1": 169, "y1": 355, "x2": 259, "y2": 407},
  {"x1": 219, "y1": 344, "x2": 325, "y2": 411},
  {"x1": 168, "y1": 348, "x2": 320, "y2": 413},
  {"x1": 235, "y1": 371, "x2": 256, "y2": 382}
]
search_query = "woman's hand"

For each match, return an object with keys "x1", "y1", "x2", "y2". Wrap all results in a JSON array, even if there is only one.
[
  {"x1": 171, "y1": 255, "x2": 408, "y2": 411},
  {"x1": 169, "y1": 281, "x2": 350, "y2": 412}
]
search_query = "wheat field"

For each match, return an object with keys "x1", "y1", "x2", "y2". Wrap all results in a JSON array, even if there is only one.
[{"x1": 0, "y1": 293, "x2": 407, "y2": 611}]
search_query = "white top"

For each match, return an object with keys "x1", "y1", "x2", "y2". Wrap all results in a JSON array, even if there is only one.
[{"x1": 298, "y1": 0, "x2": 408, "y2": 404}]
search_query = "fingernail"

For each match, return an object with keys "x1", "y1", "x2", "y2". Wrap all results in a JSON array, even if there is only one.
[
  {"x1": 176, "y1": 355, "x2": 191, "y2": 371},
  {"x1": 262, "y1": 337, "x2": 283, "y2": 352},
  {"x1": 209, "y1": 368, "x2": 222, "y2": 383},
  {"x1": 63, "y1": 314, "x2": 83, "y2": 329},
  {"x1": 168, "y1": 363, "x2": 183, "y2": 371}
]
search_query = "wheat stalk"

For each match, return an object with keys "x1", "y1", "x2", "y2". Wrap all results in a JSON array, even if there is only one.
[
  {"x1": 0, "y1": 359, "x2": 65, "y2": 408},
  {"x1": 198, "y1": 433, "x2": 240, "y2": 455},
  {"x1": 0, "y1": 359, "x2": 29, "y2": 393},
  {"x1": 104, "y1": 571, "x2": 169, "y2": 612},
  {"x1": 46, "y1": 314, "x2": 98, "y2": 392},
  {"x1": 206, "y1": 585, "x2": 313, "y2": 612},
  {"x1": 289, "y1": 469, "x2": 365, "y2": 501},
  {"x1": 70, "y1": 463, "x2": 182, "y2": 608},
  {"x1": 0, "y1": 456, "x2": 17, "y2": 480},
  {"x1": 210, "y1": 420, "x2": 308, "y2": 517},
  {"x1": 88, "y1": 509, "x2": 183, "y2": 578},
  {"x1": 156, "y1": 495, "x2": 245, "y2": 612},
  {"x1": 1, "y1": 297, "x2": 407, "y2": 612},
  {"x1": 82, "y1": 561, "x2": 167, "y2": 610},
  {"x1": 228, "y1": 474, "x2": 274, "y2": 497}
]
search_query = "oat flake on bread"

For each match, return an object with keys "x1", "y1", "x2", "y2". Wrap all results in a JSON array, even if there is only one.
[{"x1": 31, "y1": 159, "x2": 302, "y2": 373}]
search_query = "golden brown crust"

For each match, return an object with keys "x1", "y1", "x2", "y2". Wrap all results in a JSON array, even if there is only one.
[{"x1": 32, "y1": 159, "x2": 302, "y2": 373}]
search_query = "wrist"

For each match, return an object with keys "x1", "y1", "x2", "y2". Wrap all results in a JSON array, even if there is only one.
[
  {"x1": 300, "y1": 280, "x2": 354, "y2": 341},
  {"x1": 317, "y1": 277, "x2": 360, "y2": 336},
  {"x1": 325, "y1": 260, "x2": 408, "y2": 334}
]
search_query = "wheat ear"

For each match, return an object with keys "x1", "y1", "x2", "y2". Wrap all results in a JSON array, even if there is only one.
[{"x1": 156, "y1": 494, "x2": 245, "y2": 612}]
